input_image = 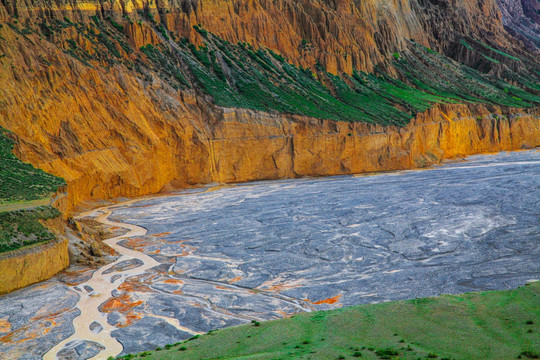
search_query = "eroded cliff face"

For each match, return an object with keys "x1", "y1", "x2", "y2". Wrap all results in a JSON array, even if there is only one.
[
  {"x1": 0, "y1": 239, "x2": 69, "y2": 294},
  {"x1": 0, "y1": 0, "x2": 535, "y2": 75},
  {"x1": 496, "y1": 0, "x2": 540, "y2": 50},
  {"x1": 0, "y1": 0, "x2": 538, "y2": 215},
  {"x1": 3, "y1": 33, "x2": 539, "y2": 214}
]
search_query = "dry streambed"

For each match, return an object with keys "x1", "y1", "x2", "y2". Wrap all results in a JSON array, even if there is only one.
[{"x1": 0, "y1": 150, "x2": 539, "y2": 359}]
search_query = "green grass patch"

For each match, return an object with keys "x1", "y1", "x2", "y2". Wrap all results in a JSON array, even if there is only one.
[
  {"x1": 394, "y1": 43, "x2": 539, "y2": 108},
  {"x1": 117, "y1": 282, "x2": 540, "y2": 359},
  {"x1": 481, "y1": 53, "x2": 500, "y2": 64},
  {"x1": 0, "y1": 206, "x2": 61, "y2": 253},
  {"x1": 0, "y1": 128, "x2": 65, "y2": 203},
  {"x1": 107, "y1": 17, "x2": 125, "y2": 32},
  {"x1": 174, "y1": 35, "x2": 450, "y2": 125},
  {"x1": 0, "y1": 128, "x2": 64, "y2": 253},
  {"x1": 39, "y1": 14, "x2": 134, "y2": 67},
  {"x1": 477, "y1": 41, "x2": 521, "y2": 62},
  {"x1": 32, "y1": 18, "x2": 540, "y2": 126},
  {"x1": 459, "y1": 38, "x2": 473, "y2": 50},
  {"x1": 140, "y1": 44, "x2": 189, "y2": 89}
]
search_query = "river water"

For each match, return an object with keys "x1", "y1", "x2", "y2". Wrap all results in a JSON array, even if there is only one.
[{"x1": 0, "y1": 150, "x2": 539, "y2": 359}]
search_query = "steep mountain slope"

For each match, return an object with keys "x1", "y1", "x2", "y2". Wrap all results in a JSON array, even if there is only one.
[
  {"x1": 497, "y1": 0, "x2": 540, "y2": 49},
  {"x1": 2, "y1": 0, "x2": 538, "y2": 75},
  {"x1": 0, "y1": 0, "x2": 538, "y2": 212}
]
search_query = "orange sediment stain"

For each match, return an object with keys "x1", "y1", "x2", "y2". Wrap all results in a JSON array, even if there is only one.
[
  {"x1": 228, "y1": 276, "x2": 242, "y2": 284},
  {"x1": 1, "y1": 315, "x2": 61, "y2": 343},
  {"x1": 118, "y1": 275, "x2": 154, "y2": 293},
  {"x1": 100, "y1": 294, "x2": 143, "y2": 327},
  {"x1": 177, "y1": 245, "x2": 197, "y2": 257},
  {"x1": 123, "y1": 237, "x2": 151, "y2": 251},
  {"x1": 42, "y1": 319, "x2": 58, "y2": 335},
  {"x1": 30, "y1": 309, "x2": 72, "y2": 323},
  {"x1": 152, "y1": 232, "x2": 171, "y2": 237},
  {"x1": 257, "y1": 278, "x2": 303, "y2": 293},
  {"x1": 164, "y1": 278, "x2": 184, "y2": 284},
  {"x1": 265, "y1": 284, "x2": 301, "y2": 292},
  {"x1": 1, "y1": 308, "x2": 75, "y2": 344},
  {"x1": 276, "y1": 310, "x2": 295, "y2": 318},
  {"x1": 305, "y1": 295, "x2": 342, "y2": 305},
  {"x1": 0, "y1": 331, "x2": 38, "y2": 344},
  {"x1": 0, "y1": 320, "x2": 11, "y2": 334}
]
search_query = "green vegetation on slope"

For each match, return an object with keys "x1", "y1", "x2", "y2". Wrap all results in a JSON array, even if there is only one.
[
  {"x1": 0, "y1": 128, "x2": 64, "y2": 253},
  {"x1": 0, "y1": 206, "x2": 61, "y2": 253},
  {"x1": 395, "y1": 42, "x2": 538, "y2": 108},
  {"x1": 117, "y1": 282, "x2": 540, "y2": 360},
  {"x1": 0, "y1": 128, "x2": 65, "y2": 203},
  {"x1": 151, "y1": 32, "x2": 539, "y2": 126},
  {"x1": 23, "y1": 15, "x2": 540, "y2": 126}
]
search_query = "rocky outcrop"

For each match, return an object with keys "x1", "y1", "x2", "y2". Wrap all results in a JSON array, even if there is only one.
[
  {"x1": 0, "y1": 0, "x2": 538, "y2": 216},
  {"x1": 3, "y1": 64, "x2": 539, "y2": 214},
  {"x1": 0, "y1": 239, "x2": 69, "y2": 294},
  {"x1": 209, "y1": 105, "x2": 540, "y2": 183},
  {"x1": 496, "y1": 0, "x2": 540, "y2": 50},
  {"x1": 0, "y1": 0, "x2": 535, "y2": 75}
]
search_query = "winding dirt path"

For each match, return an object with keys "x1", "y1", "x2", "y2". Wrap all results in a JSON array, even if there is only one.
[{"x1": 43, "y1": 207, "x2": 163, "y2": 360}]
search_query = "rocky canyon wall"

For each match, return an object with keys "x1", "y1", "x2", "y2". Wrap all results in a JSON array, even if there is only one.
[
  {"x1": 0, "y1": 239, "x2": 69, "y2": 294},
  {"x1": 209, "y1": 105, "x2": 540, "y2": 184},
  {"x1": 0, "y1": 0, "x2": 538, "y2": 216},
  {"x1": 5, "y1": 76, "x2": 540, "y2": 215},
  {"x1": 496, "y1": 0, "x2": 540, "y2": 50},
  {"x1": 0, "y1": 0, "x2": 535, "y2": 75}
]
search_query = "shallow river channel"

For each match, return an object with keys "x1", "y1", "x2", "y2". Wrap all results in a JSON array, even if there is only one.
[{"x1": 0, "y1": 150, "x2": 539, "y2": 359}]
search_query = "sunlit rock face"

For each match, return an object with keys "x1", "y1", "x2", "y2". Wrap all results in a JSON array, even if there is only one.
[
  {"x1": 0, "y1": 0, "x2": 538, "y2": 214},
  {"x1": 0, "y1": 0, "x2": 523, "y2": 74}
]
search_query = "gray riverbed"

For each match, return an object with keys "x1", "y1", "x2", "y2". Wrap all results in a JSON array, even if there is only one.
[{"x1": 0, "y1": 150, "x2": 539, "y2": 359}]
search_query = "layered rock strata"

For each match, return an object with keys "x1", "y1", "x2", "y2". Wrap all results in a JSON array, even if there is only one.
[{"x1": 0, "y1": 239, "x2": 69, "y2": 294}]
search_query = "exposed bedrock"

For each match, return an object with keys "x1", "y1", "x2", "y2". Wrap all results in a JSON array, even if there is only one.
[
  {"x1": 0, "y1": 239, "x2": 69, "y2": 295},
  {"x1": 496, "y1": 0, "x2": 540, "y2": 50},
  {"x1": 2, "y1": 66, "x2": 539, "y2": 214},
  {"x1": 0, "y1": 0, "x2": 536, "y2": 75},
  {"x1": 0, "y1": 0, "x2": 538, "y2": 215}
]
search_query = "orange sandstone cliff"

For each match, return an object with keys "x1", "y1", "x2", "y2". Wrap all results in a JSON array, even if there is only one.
[{"x1": 0, "y1": 0, "x2": 538, "y2": 213}]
